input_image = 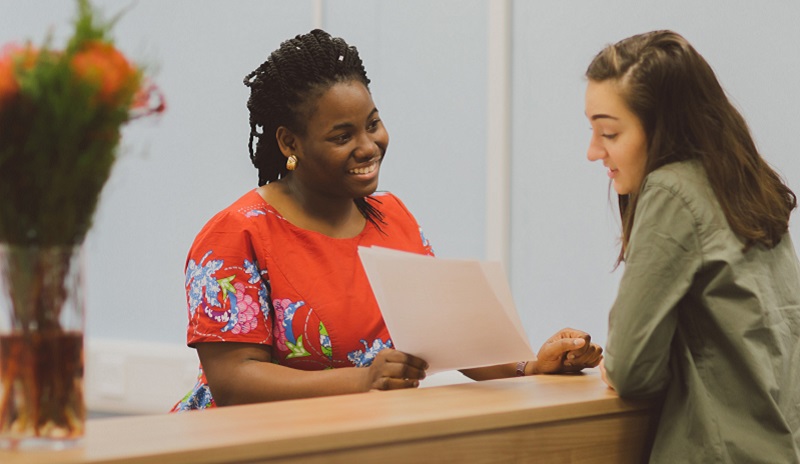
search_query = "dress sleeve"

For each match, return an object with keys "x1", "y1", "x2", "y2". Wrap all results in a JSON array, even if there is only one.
[
  {"x1": 604, "y1": 182, "x2": 702, "y2": 397},
  {"x1": 381, "y1": 193, "x2": 435, "y2": 257},
  {"x1": 184, "y1": 210, "x2": 273, "y2": 347}
]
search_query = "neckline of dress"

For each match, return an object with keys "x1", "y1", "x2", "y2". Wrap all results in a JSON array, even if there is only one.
[{"x1": 248, "y1": 189, "x2": 372, "y2": 241}]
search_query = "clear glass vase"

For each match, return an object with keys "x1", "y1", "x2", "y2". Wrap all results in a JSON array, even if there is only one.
[{"x1": 0, "y1": 244, "x2": 85, "y2": 450}]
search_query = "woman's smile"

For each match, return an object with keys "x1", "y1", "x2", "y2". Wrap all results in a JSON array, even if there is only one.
[{"x1": 348, "y1": 158, "x2": 381, "y2": 177}]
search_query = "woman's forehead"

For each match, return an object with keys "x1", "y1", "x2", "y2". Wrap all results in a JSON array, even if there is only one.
[{"x1": 307, "y1": 81, "x2": 375, "y2": 126}]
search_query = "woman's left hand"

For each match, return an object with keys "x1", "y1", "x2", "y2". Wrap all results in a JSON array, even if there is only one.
[{"x1": 533, "y1": 327, "x2": 603, "y2": 374}]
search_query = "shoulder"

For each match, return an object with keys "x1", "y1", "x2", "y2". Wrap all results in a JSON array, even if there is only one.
[
  {"x1": 633, "y1": 162, "x2": 710, "y2": 238},
  {"x1": 203, "y1": 190, "x2": 269, "y2": 229},
  {"x1": 634, "y1": 160, "x2": 728, "y2": 252},
  {"x1": 365, "y1": 192, "x2": 433, "y2": 255},
  {"x1": 191, "y1": 190, "x2": 269, "y2": 246},
  {"x1": 369, "y1": 191, "x2": 418, "y2": 221},
  {"x1": 185, "y1": 190, "x2": 275, "y2": 269},
  {"x1": 640, "y1": 160, "x2": 721, "y2": 219},
  {"x1": 643, "y1": 160, "x2": 711, "y2": 200}
]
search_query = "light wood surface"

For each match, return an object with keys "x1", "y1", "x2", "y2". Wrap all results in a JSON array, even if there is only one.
[{"x1": 0, "y1": 369, "x2": 655, "y2": 463}]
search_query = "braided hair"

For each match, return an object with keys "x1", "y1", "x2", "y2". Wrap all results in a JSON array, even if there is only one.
[{"x1": 243, "y1": 29, "x2": 384, "y2": 228}]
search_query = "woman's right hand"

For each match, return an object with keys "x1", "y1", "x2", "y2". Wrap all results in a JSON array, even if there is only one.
[{"x1": 365, "y1": 348, "x2": 428, "y2": 391}]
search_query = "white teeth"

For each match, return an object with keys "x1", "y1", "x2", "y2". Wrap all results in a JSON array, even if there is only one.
[{"x1": 349, "y1": 162, "x2": 377, "y2": 175}]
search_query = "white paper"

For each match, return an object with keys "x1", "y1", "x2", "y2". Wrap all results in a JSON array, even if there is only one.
[{"x1": 358, "y1": 246, "x2": 535, "y2": 375}]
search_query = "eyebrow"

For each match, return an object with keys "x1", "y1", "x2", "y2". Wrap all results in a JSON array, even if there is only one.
[
  {"x1": 330, "y1": 108, "x2": 379, "y2": 132},
  {"x1": 590, "y1": 114, "x2": 618, "y2": 121}
]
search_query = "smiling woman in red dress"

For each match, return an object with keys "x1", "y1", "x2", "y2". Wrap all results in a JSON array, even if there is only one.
[{"x1": 173, "y1": 29, "x2": 602, "y2": 411}]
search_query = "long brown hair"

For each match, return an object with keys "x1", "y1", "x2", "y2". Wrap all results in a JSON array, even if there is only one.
[{"x1": 586, "y1": 30, "x2": 796, "y2": 262}]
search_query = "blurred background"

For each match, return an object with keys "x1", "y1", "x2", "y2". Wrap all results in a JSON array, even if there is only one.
[{"x1": 2, "y1": 0, "x2": 798, "y2": 414}]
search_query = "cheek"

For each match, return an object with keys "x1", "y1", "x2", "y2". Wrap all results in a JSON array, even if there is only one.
[
  {"x1": 633, "y1": 141, "x2": 648, "y2": 172},
  {"x1": 626, "y1": 144, "x2": 648, "y2": 189},
  {"x1": 614, "y1": 138, "x2": 646, "y2": 168},
  {"x1": 377, "y1": 128, "x2": 389, "y2": 150}
]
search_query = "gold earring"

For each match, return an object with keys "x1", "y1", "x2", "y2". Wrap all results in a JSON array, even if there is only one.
[{"x1": 286, "y1": 155, "x2": 297, "y2": 171}]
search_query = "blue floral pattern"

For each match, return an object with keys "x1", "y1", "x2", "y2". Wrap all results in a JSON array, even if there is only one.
[
  {"x1": 347, "y1": 338, "x2": 393, "y2": 367},
  {"x1": 186, "y1": 251, "x2": 223, "y2": 316},
  {"x1": 172, "y1": 369, "x2": 215, "y2": 411}
]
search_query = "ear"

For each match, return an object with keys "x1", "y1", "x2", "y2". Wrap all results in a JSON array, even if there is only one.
[{"x1": 275, "y1": 126, "x2": 299, "y2": 159}]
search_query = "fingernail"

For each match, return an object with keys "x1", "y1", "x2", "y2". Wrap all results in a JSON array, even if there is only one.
[
  {"x1": 567, "y1": 354, "x2": 575, "y2": 360},
  {"x1": 413, "y1": 380, "x2": 419, "y2": 387},
  {"x1": 564, "y1": 362, "x2": 572, "y2": 367},
  {"x1": 573, "y1": 339, "x2": 583, "y2": 346}
]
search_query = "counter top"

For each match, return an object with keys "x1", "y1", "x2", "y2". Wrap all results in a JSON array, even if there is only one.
[{"x1": 0, "y1": 369, "x2": 655, "y2": 463}]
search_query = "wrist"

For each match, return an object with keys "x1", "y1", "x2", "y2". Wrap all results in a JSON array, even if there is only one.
[
  {"x1": 525, "y1": 357, "x2": 540, "y2": 376},
  {"x1": 516, "y1": 358, "x2": 540, "y2": 376},
  {"x1": 358, "y1": 365, "x2": 375, "y2": 392},
  {"x1": 515, "y1": 361, "x2": 528, "y2": 377}
]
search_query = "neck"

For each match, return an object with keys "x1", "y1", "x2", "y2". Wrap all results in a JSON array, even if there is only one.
[{"x1": 275, "y1": 176, "x2": 366, "y2": 238}]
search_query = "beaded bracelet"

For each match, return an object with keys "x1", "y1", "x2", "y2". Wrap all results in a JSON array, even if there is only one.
[{"x1": 516, "y1": 361, "x2": 528, "y2": 377}]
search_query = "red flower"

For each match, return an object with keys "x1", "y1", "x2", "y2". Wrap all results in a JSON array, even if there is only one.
[
  {"x1": 0, "y1": 44, "x2": 38, "y2": 105},
  {"x1": 71, "y1": 41, "x2": 139, "y2": 106}
]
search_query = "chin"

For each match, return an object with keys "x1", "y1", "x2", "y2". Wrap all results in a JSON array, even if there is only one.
[
  {"x1": 354, "y1": 178, "x2": 380, "y2": 198},
  {"x1": 360, "y1": 185, "x2": 380, "y2": 198},
  {"x1": 612, "y1": 182, "x2": 630, "y2": 196}
]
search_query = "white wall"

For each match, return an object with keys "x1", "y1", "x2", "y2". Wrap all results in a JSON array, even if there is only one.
[
  {"x1": 323, "y1": 0, "x2": 489, "y2": 260},
  {"x1": 2, "y1": 1, "x2": 799, "y2": 412},
  {"x1": 510, "y1": 1, "x2": 800, "y2": 347}
]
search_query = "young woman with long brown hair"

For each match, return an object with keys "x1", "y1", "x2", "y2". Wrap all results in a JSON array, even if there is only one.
[{"x1": 585, "y1": 30, "x2": 800, "y2": 462}]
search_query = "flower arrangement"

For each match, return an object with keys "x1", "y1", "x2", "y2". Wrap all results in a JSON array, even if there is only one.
[
  {"x1": 0, "y1": 0, "x2": 164, "y2": 246},
  {"x1": 0, "y1": 0, "x2": 164, "y2": 446}
]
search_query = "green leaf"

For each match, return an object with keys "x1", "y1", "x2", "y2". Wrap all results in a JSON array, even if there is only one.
[
  {"x1": 217, "y1": 276, "x2": 236, "y2": 300},
  {"x1": 286, "y1": 336, "x2": 311, "y2": 359}
]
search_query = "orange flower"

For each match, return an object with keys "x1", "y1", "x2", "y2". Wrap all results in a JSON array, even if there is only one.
[
  {"x1": 71, "y1": 41, "x2": 139, "y2": 106},
  {"x1": 0, "y1": 44, "x2": 38, "y2": 105}
]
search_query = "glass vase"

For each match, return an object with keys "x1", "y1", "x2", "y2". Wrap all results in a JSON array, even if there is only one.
[{"x1": 0, "y1": 244, "x2": 85, "y2": 450}]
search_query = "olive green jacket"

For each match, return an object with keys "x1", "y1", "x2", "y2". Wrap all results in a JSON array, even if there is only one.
[{"x1": 605, "y1": 160, "x2": 800, "y2": 463}]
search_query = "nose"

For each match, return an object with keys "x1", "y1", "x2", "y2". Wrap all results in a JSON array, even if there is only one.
[
  {"x1": 353, "y1": 136, "x2": 375, "y2": 161},
  {"x1": 354, "y1": 128, "x2": 386, "y2": 160},
  {"x1": 586, "y1": 133, "x2": 606, "y2": 162}
]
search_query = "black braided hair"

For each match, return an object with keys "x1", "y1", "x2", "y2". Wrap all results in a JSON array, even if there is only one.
[{"x1": 243, "y1": 29, "x2": 384, "y2": 229}]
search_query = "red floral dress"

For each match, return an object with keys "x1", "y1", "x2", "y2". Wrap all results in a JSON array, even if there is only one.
[{"x1": 172, "y1": 190, "x2": 433, "y2": 410}]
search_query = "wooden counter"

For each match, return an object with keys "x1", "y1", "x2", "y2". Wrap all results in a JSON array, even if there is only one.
[{"x1": 0, "y1": 369, "x2": 655, "y2": 463}]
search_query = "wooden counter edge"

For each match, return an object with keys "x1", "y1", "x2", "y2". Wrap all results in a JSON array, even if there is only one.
[{"x1": 0, "y1": 370, "x2": 656, "y2": 464}]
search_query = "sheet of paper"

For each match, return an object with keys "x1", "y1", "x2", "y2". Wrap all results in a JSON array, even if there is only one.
[{"x1": 358, "y1": 246, "x2": 535, "y2": 375}]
